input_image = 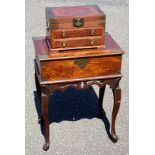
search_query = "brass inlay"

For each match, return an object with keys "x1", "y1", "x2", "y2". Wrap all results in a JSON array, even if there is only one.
[
  {"x1": 73, "y1": 18, "x2": 84, "y2": 28},
  {"x1": 74, "y1": 58, "x2": 89, "y2": 69}
]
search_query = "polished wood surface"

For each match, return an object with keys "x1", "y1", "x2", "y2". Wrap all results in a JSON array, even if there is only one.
[
  {"x1": 99, "y1": 86, "x2": 106, "y2": 118},
  {"x1": 111, "y1": 79, "x2": 121, "y2": 142},
  {"x1": 46, "y1": 5, "x2": 105, "y2": 17},
  {"x1": 33, "y1": 33, "x2": 124, "y2": 61},
  {"x1": 46, "y1": 5, "x2": 106, "y2": 50},
  {"x1": 47, "y1": 21, "x2": 105, "y2": 30},
  {"x1": 46, "y1": 5, "x2": 105, "y2": 29},
  {"x1": 41, "y1": 90, "x2": 50, "y2": 150},
  {"x1": 33, "y1": 32, "x2": 124, "y2": 151},
  {"x1": 34, "y1": 74, "x2": 122, "y2": 151},
  {"x1": 34, "y1": 58, "x2": 122, "y2": 85},
  {"x1": 50, "y1": 36, "x2": 104, "y2": 49},
  {"x1": 33, "y1": 33, "x2": 124, "y2": 84},
  {"x1": 50, "y1": 27, "x2": 104, "y2": 39},
  {"x1": 40, "y1": 56, "x2": 122, "y2": 81}
]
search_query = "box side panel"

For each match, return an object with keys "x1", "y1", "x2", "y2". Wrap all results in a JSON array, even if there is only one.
[{"x1": 40, "y1": 55, "x2": 122, "y2": 81}]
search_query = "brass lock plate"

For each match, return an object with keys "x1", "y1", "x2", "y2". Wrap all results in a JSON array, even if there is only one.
[
  {"x1": 73, "y1": 18, "x2": 84, "y2": 28},
  {"x1": 74, "y1": 58, "x2": 89, "y2": 69}
]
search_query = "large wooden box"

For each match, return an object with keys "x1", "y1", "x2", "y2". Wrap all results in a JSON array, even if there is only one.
[
  {"x1": 46, "y1": 5, "x2": 106, "y2": 51},
  {"x1": 33, "y1": 33, "x2": 124, "y2": 84}
]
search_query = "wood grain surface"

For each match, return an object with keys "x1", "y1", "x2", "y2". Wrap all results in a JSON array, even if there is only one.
[
  {"x1": 40, "y1": 55, "x2": 122, "y2": 81},
  {"x1": 51, "y1": 36, "x2": 104, "y2": 49},
  {"x1": 49, "y1": 27, "x2": 104, "y2": 39}
]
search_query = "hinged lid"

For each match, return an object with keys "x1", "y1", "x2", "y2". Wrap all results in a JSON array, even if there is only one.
[{"x1": 46, "y1": 5, "x2": 106, "y2": 30}]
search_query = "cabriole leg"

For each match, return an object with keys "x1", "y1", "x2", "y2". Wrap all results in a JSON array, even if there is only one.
[
  {"x1": 35, "y1": 72, "x2": 41, "y2": 101},
  {"x1": 35, "y1": 72, "x2": 43, "y2": 125},
  {"x1": 111, "y1": 86, "x2": 121, "y2": 142},
  {"x1": 98, "y1": 86, "x2": 106, "y2": 119},
  {"x1": 41, "y1": 87, "x2": 50, "y2": 151}
]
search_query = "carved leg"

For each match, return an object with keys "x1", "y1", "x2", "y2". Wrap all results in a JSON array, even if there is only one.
[
  {"x1": 35, "y1": 72, "x2": 41, "y2": 101},
  {"x1": 35, "y1": 72, "x2": 43, "y2": 125},
  {"x1": 41, "y1": 87, "x2": 50, "y2": 151},
  {"x1": 98, "y1": 86, "x2": 106, "y2": 119},
  {"x1": 111, "y1": 87, "x2": 121, "y2": 142}
]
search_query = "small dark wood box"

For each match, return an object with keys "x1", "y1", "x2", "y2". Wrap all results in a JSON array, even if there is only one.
[{"x1": 46, "y1": 5, "x2": 106, "y2": 51}]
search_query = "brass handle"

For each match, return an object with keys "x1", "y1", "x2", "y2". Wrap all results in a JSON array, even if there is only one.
[
  {"x1": 62, "y1": 30, "x2": 66, "y2": 38},
  {"x1": 90, "y1": 39, "x2": 94, "y2": 46},
  {"x1": 62, "y1": 40, "x2": 66, "y2": 48},
  {"x1": 91, "y1": 29, "x2": 94, "y2": 36}
]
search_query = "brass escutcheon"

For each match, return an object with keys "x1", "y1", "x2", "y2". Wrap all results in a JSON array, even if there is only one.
[
  {"x1": 73, "y1": 18, "x2": 84, "y2": 28},
  {"x1": 74, "y1": 58, "x2": 89, "y2": 69}
]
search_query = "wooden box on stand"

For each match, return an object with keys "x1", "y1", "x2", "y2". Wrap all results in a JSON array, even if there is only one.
[{"x1": 33, "y1": 33, "x2": 124, "y2": 151}]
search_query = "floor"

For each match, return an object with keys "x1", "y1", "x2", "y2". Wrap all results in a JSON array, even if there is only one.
[{"x1": 25, "y1": 0, "x2": 128, "y2": 154}]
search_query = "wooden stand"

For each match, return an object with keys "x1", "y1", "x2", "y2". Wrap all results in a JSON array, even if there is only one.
[
  {"x1": 33, "y1": 33, "x2": 124, "y2": 151},
  {"x1": 35, "y1": 69, "x2": 121, "y2": 151}
]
